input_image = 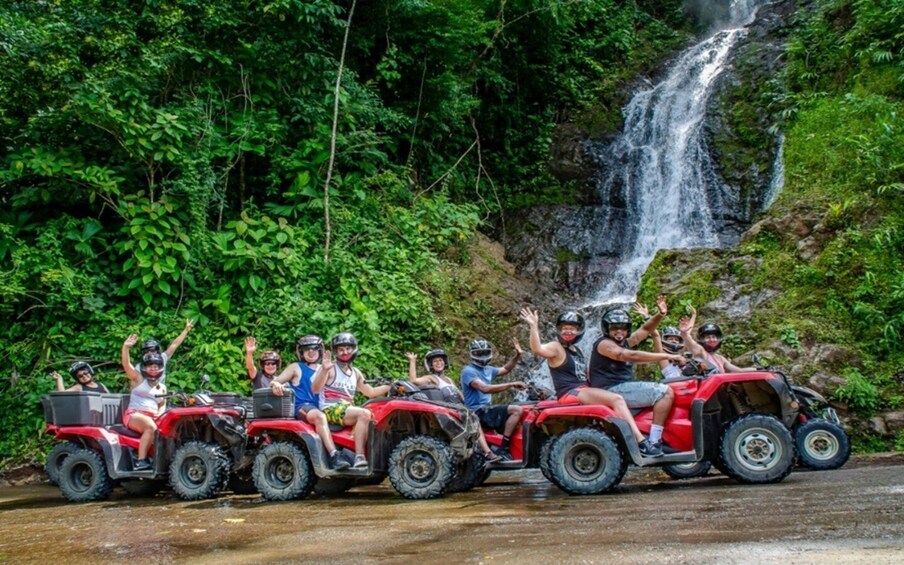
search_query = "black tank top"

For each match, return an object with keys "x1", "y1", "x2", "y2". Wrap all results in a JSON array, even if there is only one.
[
  {"x1": 588, "y1": 337, "x2": 634, "y2": 389},
  {"x1": 549, "y1": 347, "x2": 587, "y2": 398}
]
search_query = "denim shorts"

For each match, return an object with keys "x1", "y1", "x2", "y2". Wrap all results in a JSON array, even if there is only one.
[{"x1": 607, "y1": 382, "x2": 669, "y2": 408}]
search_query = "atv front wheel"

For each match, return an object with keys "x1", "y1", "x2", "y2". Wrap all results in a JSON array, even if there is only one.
[
  {"x1": 795, "y1": 419, "x2": 850, "y2": 470},
  {"x1": 58, "y1": 449, "x2": 113, "y2": 502},
  {"x1": 447, "y1": 451, "x2": 486, "y2": 493},
  {"x1": 662, "y1": 460, "x2": 712, "y2": 480},
  {"x1": 253, "y1": 441, "x2": 315, "y2": 501},
  {"x1": 169, "y1": 441, "x2": 231, "y2": 500},
  {"x1": 548, "y1": 428, "x2": 625, "y2": 495},
  {"x1": 46, "y1": 442, "x2": 80, "y2": 486},
  {"x1": 720, "y1": 414, "x2": 794, "y2": 484},
  {"x1": 539, "y1": 436, "x2": 558, "y2": 482},
  {"x1": 388, "y1": 435, "x2": 454, "y2": 499}
]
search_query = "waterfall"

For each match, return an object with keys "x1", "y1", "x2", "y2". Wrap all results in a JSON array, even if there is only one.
[{"x1": 587, "y1": 0, "x2": 772, "y2": 305}]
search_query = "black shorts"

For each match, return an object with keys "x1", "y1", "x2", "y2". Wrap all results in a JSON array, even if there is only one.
[
  {"x1": 295, "y1": 403, "x2": 320, "y2": 422},
  {"x1": 475, "y1": 405, "x2": 510, "y2": 434}
]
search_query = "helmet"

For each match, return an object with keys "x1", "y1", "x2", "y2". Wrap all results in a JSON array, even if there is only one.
[
  {"x1": 697, "y1": 323, "x2": 723, "y2": 352},
  {"x1": 661, "y1": 326, "x2": 684, "y2": 353},
  {"x1": 140, "y1": 352, "x2": 165, "y2": 381},
  {"x1": 468, "y1": 339, "x2": 493, "y2": 367},
  {"x1": 601, "y1": 309, "x2": 632, "y2": 337},
  {"x1": 68, "y1": 361, "x2": 95, "y2": 380},
  {"x1": 259, "y1": 350, "x2": 282, "y2": 372},
  {"x1": 141, "y1": 339, "x2": 162, "y2": 354},
  {"x1": 330, "y1": 332, "x2": 358, "y2": 363},
  {"x1": 424, "y1": 349, "x2": 449, "y2": 373},
  {"x1": 556, "y1": 311, "x2": 586, "y2": 345},
  {"x1": 296, "y1": 335, "x2": 324, "y2": 362}
]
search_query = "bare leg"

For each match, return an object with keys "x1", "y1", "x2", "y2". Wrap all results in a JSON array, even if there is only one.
[
  {"x1": 307, "y1": 409, "x2": 337, "y2": 453},
  {"x1": 652, "y1": 387, "x2": 675, "y2": 426},
  {"x1": 577, "y1": 388, "x2": 645, "y2": 443},
  {"x1": 504, "y1": 405, "x2": 523, "y2": 437},
  {"x1": 127, "y1": 413, "x2": 157, "y2": 459},
  {"x1": 344, "y1": 407, "x2": 372, "y2": 456}
]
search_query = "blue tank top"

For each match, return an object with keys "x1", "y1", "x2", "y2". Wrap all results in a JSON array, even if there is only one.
[
  {"x1": 588, "y1": 337, "x2": 635, "y2": 389},
  {"x1": 289, "y1": 362, "x2": 320, "y2": 409}
]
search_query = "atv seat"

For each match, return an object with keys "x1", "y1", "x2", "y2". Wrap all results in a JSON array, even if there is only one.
[
  {"x1": 108, "y1": 424, "x2": 143, "y2": 439},
  {"x1": 328, "y1": 424, "x2": 345, "y2": 432}
]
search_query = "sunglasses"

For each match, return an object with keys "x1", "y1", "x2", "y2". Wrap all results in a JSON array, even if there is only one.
[{"x1": 262, "y1": 361, "x2": 279, "y2": 366}]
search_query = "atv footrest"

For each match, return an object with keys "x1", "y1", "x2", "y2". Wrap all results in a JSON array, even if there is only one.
[
  {"x1": 487, "y1": 459, "x2": 524, "y2": 470},
  {"x1": 115, "y1": 469, "x2": 158, "y2": 479},
  {"x1": 638, "y1": 450, "x2": 698, "y2": 467}
]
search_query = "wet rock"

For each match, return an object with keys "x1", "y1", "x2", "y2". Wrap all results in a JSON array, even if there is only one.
[
  {"x1": 807, "y1": 371, "x2": 847, "y2": 393},
  {"x1": 882, "y1": 411, "x2": 904, "y2": 434},
  {"x1": 869, "y1": 416, "x2": 889, "y2": 435},
  {"x1": 812, "y1": 344, "x2": 860, "y2": 368},
  {"x1": 548, "y1": 124, "x2": 594, "y2": 187}
]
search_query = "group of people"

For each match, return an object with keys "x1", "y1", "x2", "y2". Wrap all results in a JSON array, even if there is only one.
[{"x1": 49, "y1": 297, "x2": 752, "y2": 470}]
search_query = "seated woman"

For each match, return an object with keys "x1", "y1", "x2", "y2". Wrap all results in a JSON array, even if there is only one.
[
  {"x1": 405, "y1": 350, "x2": 501, "y2": 463},
  {"x1": 121, "y1": 334, "x2": 167, "y2": 471},
  {"x1": 52, "y1": 361, "x2": 110, "y2": 393},
  {"x1": 519, "y1": 307, "x2": 656, "y2": 455}
]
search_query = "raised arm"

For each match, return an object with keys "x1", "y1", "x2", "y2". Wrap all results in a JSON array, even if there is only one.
[
  {"x1": 679, "y1": 315, "x2": 706, "y2": 356},
  {"x1": 164, "y1": 319, "x2": 194, "y2": 359},
  {"x1": 598, "y1": 337, "x2": 685, "y2": 366},
  {"x1": 519, "y1": 307, "x2": 565, "y2": 365},
  {"x1": 650, "y1": 329, "x2": 670, "y2": 370},
  {"x1": 310, "y1": 351, "x2": 333, "y2": 394},
  {"x1": 628, "y1": 295, "x2": 667, "y2": 346},
  {"x1": 244, "y1": 336, "x2": 258, "y2": 380},
  {"x1": 496, "y1": 337, "x2": 523, "y2": 377},
  {"x1": 121, "y1": 334, "x2": 142, "y2": 386},
  {"x1": 356, "y1": 369, "x2": 390, "y2": 398},
  {"x1": 51, "y1": 371, "x2": 66, "y2": 392},
  {"x1": 405, "y1": 352, "x2": 418, "y2": 382}
]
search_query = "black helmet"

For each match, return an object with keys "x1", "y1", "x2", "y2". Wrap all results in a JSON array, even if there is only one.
[
  {"x1": 141, "y1": 339, "x2": 162, "y2": 354},
  {"x1": 424, "y1": 349, "x2": 449, "y2": 373},
  {"x1": 331, "y1": 332, "x2": 358, "y2": 363},
  {"x1": 468, "y1": 339, "x2": 493, "y2": 367},
  {"x1": 698, "y1": 323, "x2": 723, "y2": 352},
  {"x1": 556, "y1": 311, "x2": 586, "y2": 345},
  {"x1": 661, "y1": 326, "x2": 684, "y2": 353},
  {"x1": 259, "y1": 350, "x2": 282, "y2": 372},
  {"x1": 140, "y1": 352, "x2": 165, "y2": 381},
  {"x1": 68, "y1": 361, "x2": 95, "y2": 380},
  {"x1": 601, "y1": 309, "x2": 632, "y2": 336},
  {"x1": 296, "y1": 335, "x2": 324, "y2": 362}
]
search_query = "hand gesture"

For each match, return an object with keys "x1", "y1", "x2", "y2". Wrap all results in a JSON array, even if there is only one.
[
  {"x1": 632, "y1": 302, "x2": 650, "y2": 318},
  {"x1": 679, "y1": 316, "x2": 694, "y2": 334},
  {"x1": 671, "y1": 354, "x2": 687, "y2": 366},
  {"x1": 51, "y1": 371, "x2": 63, "y2": 382},
  {"x1": 656, "y1": 295, "x2": 668, "y2": 317},
  {"x1": 404, "y1": 352, "x2": 417, "y2": 362},
  {"x1": 124, "y1": 334, "x2": 139, "y2": 348},
  {"x1": 510, "y1": 381, "x2": 527, "y2": 390},
  {"x1": 184, "y1": 319, "x2": 195, "y2": 331},
  {"x1": 511, "y1": 337, "x2": 523, "y2": 355},
  {"x1": 518, "y1": 307, "x2": 539, "y2": 328},
  {"x1": 244, "y1": 336, "x2": 257, "y2": 354},
  {"x1": 321, "y1": 350, "x2": 333, "y2": 372},
  {"x1": 270, "y1": 381, "x2": 285, "y2": 397}
]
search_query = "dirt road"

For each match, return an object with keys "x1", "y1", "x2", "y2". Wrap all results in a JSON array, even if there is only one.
[{"x1": 1, "y1": 456, "x2": 902, "y2": 564}]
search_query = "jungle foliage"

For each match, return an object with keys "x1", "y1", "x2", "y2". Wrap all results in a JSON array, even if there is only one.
[{"x1": 0, "y1": 0, "x2": 693, "y2": 464}]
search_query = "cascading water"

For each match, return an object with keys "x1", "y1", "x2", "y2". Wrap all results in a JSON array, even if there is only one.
[{"x1": 589, "y1": 0, "x2": 770, "y2": 305}]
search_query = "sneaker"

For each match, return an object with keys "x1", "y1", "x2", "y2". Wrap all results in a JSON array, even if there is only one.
[
  {"x1": 638, "y1": 439, "x2": 663, "y2": 457},
  {"x1": 483, "y1": 451, "x2": 502, "y2": 464},
  {"x1": 134, "y1": 458, "x2": 152, "y2": 471},
  {"x1": 352, "y1": 454, "x2": 368, "y2": 469},
  {"x1": 330, "y1": 451, "x2": 351, "y2": 471},
  {"x1": 496, "y1": 449, "x2": 514, "y2": 462}
]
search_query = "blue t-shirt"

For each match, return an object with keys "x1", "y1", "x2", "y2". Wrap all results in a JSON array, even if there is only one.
[
  {"x1": 289, "y1": 362, "x2": 320, "y2": 410},
  {"x1": 460, "y1": 363, "x2": 501, "y2": 411}
]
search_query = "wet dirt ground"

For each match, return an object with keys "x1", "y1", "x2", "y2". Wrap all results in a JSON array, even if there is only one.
[{"x1": 1, "y1": 455, "x2": 902, "y2": 565}]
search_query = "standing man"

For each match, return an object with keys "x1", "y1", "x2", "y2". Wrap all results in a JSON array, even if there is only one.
[{"x1": 460, "y1": 337, "x2": 527, "y2": 461}]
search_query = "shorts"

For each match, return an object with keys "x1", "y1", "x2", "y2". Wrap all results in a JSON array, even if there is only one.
[
  {"x1": 606, "y1": 382, "x2": 669, "y2": 409},
  {"x1": 123, "y1": 409, "x2": 156, "y2": 429},
  {"x1": 323, "y1": 401, "x2": 352, "y2": 426},
  {"x1": 475, "y1": 405, "x2": 510, "y2": 434},
  {"x1": 295, "y1": 403, "x2": 320, "y2": 422},
  {"x1": 558, "y1": 385, "x2": 586, "y2": 403}
]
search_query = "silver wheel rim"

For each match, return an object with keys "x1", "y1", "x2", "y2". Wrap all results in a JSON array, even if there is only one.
[
  {"x1": 803, "y1": 429, "x2": 840, "y2": 461},
  {"x1": 734, "y1": 427, "x2": 782, "y2": 472}
]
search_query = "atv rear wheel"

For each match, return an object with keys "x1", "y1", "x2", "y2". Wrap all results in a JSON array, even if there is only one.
[
  {"x1": 539, "y1": 436, "x2": 557, "y2": 482},
  {"x1": 662, "y1": 460, "x2": 712, "y2": 480},
  {"x1": 447, "y1": 451, "x2": 486, "y2": 493},
  {"x1": 46, "y1": 442, "x2": 80, "y2": 486},
  {"x1": 720, "y1": 414, "x2": 794, "y2": 484},
  {"x1": 795, "y1": 419, "x2": 850, "y2": 470},
  {"x1": 548, "y1": 428, "x2": 625, "y2": 495},
  {"x1": 253, "y1": 441, "x2": 315, "y2": 501},
  {"x1": 169, "y1": 441, "x2": 231, "y2": 500},
  {"x1": 120, "y1": 479, "x2": 164, "y2": 496},
  {"x1": 58, "y1": 449, "x2": 112, "y2": 502},
  {"x1": 388, "y1": 435, "x2": 454, "y2": 500}
]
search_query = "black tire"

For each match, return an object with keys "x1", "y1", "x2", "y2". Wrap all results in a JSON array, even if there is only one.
[
  {"x1": 120, "y1": 479, "x2": 164, "y2": 497},
  {"x1": 795, "y1": 419, "x2": 851, "y2": 470},
  {"x1": 46, "y1": 442, "x2": 80, "y2": 486},
  {"x1": 313, "y1": 478, "x2": 354, "y2": 496},
  {"x1": 169, "y1": 441, "x2": 231, "y2": 501},
  {"x1": 477, "y1": 468, "x2": 492, "y2": 486},
  {"x1": 447, "y1": 452, "x2": 487, "y2": 494},
  {"x1": 388, "y1": 435, "x2": 455, "y2": 500},
  {"x1": 253, "y1": 441, "x2": 315, "y2": 501},
  {"x1": 547, "y1": 427, "x2": 625, "y2": 496},
  {"x1": 539, "y1": 436, "x2": 557, "y2": 482},
  {"x1": 58, "y1": 449, "x2": 112, "y2": 502},
  {"x1": 720, "y1": 414, "x2": 795, "y2": 484},
  {"x1": 662, "y1": 460, "x2": 712, "y2": 480}
]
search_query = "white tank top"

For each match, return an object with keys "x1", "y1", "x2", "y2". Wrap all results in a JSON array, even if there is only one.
[
  {"x1": 322, "y1": 364, "x2": 357, "y2": 405},
  {"x1": 129, "y1": 379, "x2": 162, "y2": 413}
]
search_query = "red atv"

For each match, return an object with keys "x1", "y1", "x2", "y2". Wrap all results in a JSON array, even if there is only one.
[
  {"x1": 480, "y1": 360, "x2": 800, "y2": 494},
  {"x1": 43, "y1": 377, "x2": 248, "y2": 502},
  {"x1": 246, "y1": 380, "x2": 483, "y2": 501}
]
